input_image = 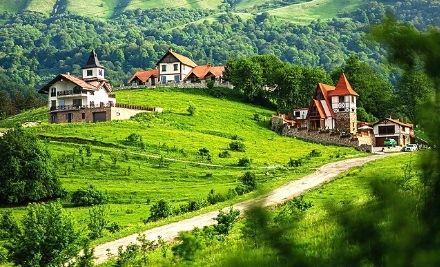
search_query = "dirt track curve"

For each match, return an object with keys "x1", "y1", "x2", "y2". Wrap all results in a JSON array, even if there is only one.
[{"x1": 93, "y1": 153, "x2": 397, "y2": 264}]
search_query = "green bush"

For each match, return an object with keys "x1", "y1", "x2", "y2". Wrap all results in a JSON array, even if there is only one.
[
  {"x1": 71, "y1": 185, "x2": 106, "y2": 206},
  {"x1": 229, "y1": 141, "x2": 246, "y2": 152},
  {"x1": 308, "y1": 149, "x2": 322, "y2": 158},
  {"x1": 207, "y1": 189, "x2": 226, "y2": 205},
  {"x1": 187, "y1": 102, "x2": 196, "y2": 116},
  {"x1": 172, "y1": 231, "x2": 202, "y2": 261},
  {"x1": 288, "y1": 158, "x2": 303, "y2": 167},
  {"x1": 214, "y1": 208, "x2": 240, "y2": 235},
  {"x1": 123, "y1": 133, "x2": 145, "y2": 149},
  {"x1": 88, "y1": 206, "x2": 107, "y2": 240},
  {"x1": 0, "y1": 128, "x2": 64, "y2": 204},
  {"x1": 197, "y1": 147, "x2": 211, "y2": 161},
  {"x1": 241, "y1": 172, "x2": 257, "y2": 191},
  {"x1": 238, "y1": 157, "x2": 252, "y2": 167},
  {"x1": 4, "y1": 202, "x2": 81, "y2": 266},
  {"x1": 218, "y1": 150, "x2": 231, "y2": 158},
  {"x1": 179, "y1": 200, "x2": 207, "y2": 214},
  {"x1": 147, "y1": 199, "x2": 172, "y2": 222},
  {"x1": 106, "y1": 222, "x2": 121, "y2": 233}
]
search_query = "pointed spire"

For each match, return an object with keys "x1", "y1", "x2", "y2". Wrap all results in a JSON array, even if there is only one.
[
  {"x1": 82, "y1": 50, "x2": 105, "y2": 69},
  {"x1": 328, "y1": 73, "x2": 359, "y2": 96}
]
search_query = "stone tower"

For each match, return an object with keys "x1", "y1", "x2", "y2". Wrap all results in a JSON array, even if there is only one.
[{"x1": 329, "y1": 74, "x2": 359, "y2": 134}]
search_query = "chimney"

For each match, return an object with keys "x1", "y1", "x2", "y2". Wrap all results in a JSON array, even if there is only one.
[{"x1": 66, "y1": 72, "x2": 70, "y2": 75}]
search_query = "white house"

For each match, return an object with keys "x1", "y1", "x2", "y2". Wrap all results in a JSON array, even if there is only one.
[
  {"x1": 39, "y1": 50, "x2": 116, "y2": 123},
  {"x1": 156, "y1": 48, "x2": 198, "y2": 84}
]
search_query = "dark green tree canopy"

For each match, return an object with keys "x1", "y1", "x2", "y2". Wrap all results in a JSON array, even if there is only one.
[{"x1": 0, "y1": 128, "x2": 64, "y2": 204}]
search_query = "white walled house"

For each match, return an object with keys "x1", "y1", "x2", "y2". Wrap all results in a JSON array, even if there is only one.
[
  {"x1": 373, "y1": 118, "x2": 414, "y2": 146},
  {"x1": 157, "y1": 48, "x2": 197, "y2": 84},
  {"x1": 39, "y1": 50, "x2": 116, "y2": 123}
]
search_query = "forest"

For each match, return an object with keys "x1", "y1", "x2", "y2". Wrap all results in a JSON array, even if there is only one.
[{"x1": 0, "y1": 0, "x2": 439, "y2": 119}]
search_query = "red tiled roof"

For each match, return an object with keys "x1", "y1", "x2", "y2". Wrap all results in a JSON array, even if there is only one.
[
  {"x1": 128, "y1": 69, "x2": 159, "y2": 84},
  {"x1": 312, "y1": 99, "x2": 326, "y2": 119},
  {"x1": 185, "y1": 65, "x2": 225, "y2": 80},
  {"x1": 328, "y1": 73, "x2": 359, "y2": 97},
  {"x1": 39, "y1": 73, "x2": 111, "y2": 93}
]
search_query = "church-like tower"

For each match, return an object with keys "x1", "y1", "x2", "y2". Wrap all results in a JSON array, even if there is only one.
[
  {"x1": 82, "y1": 50, "x2": 105, "y2": 81},
  {"x1": 329, "y1": 74, "x2": 359, "y2": 134}
]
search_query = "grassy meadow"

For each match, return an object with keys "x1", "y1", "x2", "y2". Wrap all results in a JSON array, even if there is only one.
[
  {"x1": 0, "y1": 0, "x2": 362, "y2": 24},
  {"x1": 113, "y1": 152, "x2": 419, "y2": 266},
  {"x1": 0, "y1": 88, "x2": 363, "y2": 245}
]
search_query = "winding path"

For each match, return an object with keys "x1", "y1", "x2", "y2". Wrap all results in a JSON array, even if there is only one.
[{"x1": 93, "y1": 153, "x2": 397, "y2": 264}]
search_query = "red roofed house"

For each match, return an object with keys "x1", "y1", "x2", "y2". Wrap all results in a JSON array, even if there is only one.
[
  {"x1": 39, "y1": 50, "x2": 117, "y2": 123},
  {"x1": 128, "y1": 69, "x2": 159, "y2": 87},
  {"x1": 307, "y1": 73, "x2": 359, "y2": 134}
]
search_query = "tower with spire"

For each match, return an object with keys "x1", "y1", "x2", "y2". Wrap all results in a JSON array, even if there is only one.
[
  {"x1": 329, "y1": 73, "x2": 359, "y2": 134},
  {"x1": 82, "y1": 50, "x2": 105, "y2": 80}
]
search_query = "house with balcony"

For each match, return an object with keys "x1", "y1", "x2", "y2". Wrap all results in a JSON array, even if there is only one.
[{"x1": 39, "y1": 50, "x2": 117, "y2": 123}]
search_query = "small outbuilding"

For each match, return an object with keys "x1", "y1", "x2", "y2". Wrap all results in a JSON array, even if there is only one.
[{"x1": 373, "y1": 118, "x2": 414, "y2": 147}]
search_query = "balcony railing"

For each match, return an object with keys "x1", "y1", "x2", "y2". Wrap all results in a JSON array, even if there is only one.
[
  {"x1": 57, "y1": 89, "x2": 88, "y2": 97},
  {"x1": 50, "y1": 102, "x2": 115, "y2": 111}
]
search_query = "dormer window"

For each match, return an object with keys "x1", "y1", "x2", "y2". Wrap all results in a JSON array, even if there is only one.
[{"x1": 87, "y1": 70, "x2": 93, "y2": 76}]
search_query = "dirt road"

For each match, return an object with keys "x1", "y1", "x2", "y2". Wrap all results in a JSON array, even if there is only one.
[{"x1": 93, "y1": 153, "x2": 395, "y2": 264}]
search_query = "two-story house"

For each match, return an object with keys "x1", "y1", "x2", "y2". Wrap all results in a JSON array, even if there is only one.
[
  {"x1": 39, "y1": 50, "x2": 116, "y2": 123},
  {"x1": 373, "y1": 118, "x2": 414, "y2": 146},
  {"x1": 157, "y1": 48, "x2": 197, "y2": 84}
]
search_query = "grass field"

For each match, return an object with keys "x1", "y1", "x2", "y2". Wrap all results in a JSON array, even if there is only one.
[
  {"x1": 0, "y1": 88, "x2": 363, "y2": 246},
  {"x1": 111, "y1": 152, "x2": 419, "y2": 266},
  {"x1": 270, "y1": 0, "x2": 362, "y2": 24},
  {"x1": 0, "y1": 0, "x2": 362, "y2": 25}
]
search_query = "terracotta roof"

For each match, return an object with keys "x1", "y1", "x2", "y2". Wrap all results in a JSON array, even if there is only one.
[
  {"x1": 312, "y1": 99, "x2": 326, "y2": 119},
  {"x1": 374, "y1": 118, "x2": 413, "y2": 128},
  {"x1": 328, "y1": 73, "x2": 359, "y2": 97},
  {"x1": 39, "y1": 73, "x2": 111, "y2": 93},
  {"x1": 128, "y1": 69, "x2": 159, "y2": 84},
  {"x1": 316, "y1": 83, "x2": 336, "y2": 117},
  {"x1": 157, "y1": 49, "x2": 197, "y2": 68},
  {"x1": 185, "y1": 65, "x2": 224, "y2": 80}
]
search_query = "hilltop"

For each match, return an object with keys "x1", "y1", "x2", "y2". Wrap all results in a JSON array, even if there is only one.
[
  {"x1": 0, "y1": 0, "x2": 362, "y2": 23},
  {"x1": 0, "y1": 87, "x2": 362, "y2": 244}
]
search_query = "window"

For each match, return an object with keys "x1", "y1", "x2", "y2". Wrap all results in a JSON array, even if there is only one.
[
  {"x1": 51, "y1": 100, "x2": 56, "y2": 108},
  {"x1": 87, "y1": 70, "x2": 93, "y2": 76},
  {"x1": 173, "y1": 63, "x2": 178, "y2": 71},
  {"x1": 98, "y1": 69, "x2": 103, "y2": 76},
  {"x1": 90, "y1": 101, "x2": 94, "y2": 107},
  {"x1": 81, "y1": 113, "x2": 86, "y2": 120},
  {"x1": 378, "y1": 125, "x2": 395, "y2": 135},
  {"x1": 50, "y1": 88, "x2": 56, "y2": 97},
  {"x1": 161, "y1": 65, "x2": 167, "y2": 72},
  {"x1": 294, "y1": 111, "x2": 301, "y2": 118},
  {"x1": 352, "y1": 96, "x2": 355, "y2": 103},
  {"x1": 73, "y1": 99, "x2": 82, "y2": 107},
  {"x1": 50, "y1": 114, "x2": 57, "y2": 123},
  {"x1": 174, "y1": 75, "x2": 180, "y2": 83},
  {"x1": 59, "y1": 99, "x2": 65, "y2": 107},
  {"x1": 100, "y1": 102, "x2": 104, "y2": 107},
  {"x1": 339, "y1": 96, "x2": 345, "y2": 103},
  {"x1": 161, "y1": 76, "x2": 167, "y2": 84}
]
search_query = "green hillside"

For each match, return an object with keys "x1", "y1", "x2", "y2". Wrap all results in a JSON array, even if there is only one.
[
  {"x1": 0, "y1": 88, "x2": 363, "y2": 244},
  {"x1": 0, "y1": 0, "x2": 362, "y2": 22}
]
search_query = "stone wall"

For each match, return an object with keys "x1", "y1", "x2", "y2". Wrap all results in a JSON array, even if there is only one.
[
  {"x1": 335, "y1": 112, "x2": 357, "y2": 134},
  {"x1": 283, "y1": 127, "x2": 373, "y2": 153},
  {"x1": 50, "y1": 107, "x2": 111, "y2": 123}
]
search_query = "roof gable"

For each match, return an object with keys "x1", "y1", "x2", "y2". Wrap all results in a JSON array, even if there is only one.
[
  {"x1": 128, "y1": 69, "x2": 159, "y2": 83},
  {"x1": 373, "y1": 118, "x2": 413, "y2": 128},
  {"x1": 156, "y1": 49, "x2": 197, "y2": 68},
  {"x1": 39, "y1": 73, "x2": 112, "y2": 94}
]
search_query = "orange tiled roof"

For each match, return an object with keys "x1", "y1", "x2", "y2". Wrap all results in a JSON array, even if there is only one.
[
  {"x1": 39, "y1": 73, "x2": 111, "y2": 93},
  {"x1": 328, "y1": 73, "x2": 359, "y2": 97},
  {"x1": 128, "y1": 69, "x2": 159, "y2": 84},
  {"x1": 185, "y1": 65, "x2": 225, "y2": 80}
]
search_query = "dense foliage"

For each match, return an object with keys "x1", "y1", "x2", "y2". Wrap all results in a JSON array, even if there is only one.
[
  {"x1": 0, "y1": 128, "x2": 64, "y2": 204},
  {"x1": 1, "y1": 202, "x2": 81, "y2": 267},
  {"x1": 71, "y1": 185, "x2": 106, "y2": 206},
  {"x1": 0, "y1": 0, "x2": 438, "y2": 118}
]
